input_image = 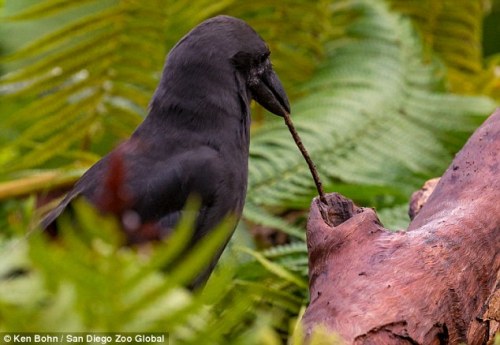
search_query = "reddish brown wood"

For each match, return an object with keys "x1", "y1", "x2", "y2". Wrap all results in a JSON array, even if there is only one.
[{"x1": 302, "y1": 109, "x2": 500, "y2": 344}]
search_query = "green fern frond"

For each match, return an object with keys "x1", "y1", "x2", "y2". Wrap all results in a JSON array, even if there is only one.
[
  {"x1": 0, "y1": 168, "x2": 84, "y2": 200},
  {"x1": 1, "y1": 0, "x2": 167, "y2": 173},
  {"x1": 243, "y1": 203, "x2": 305, "y2": 240},
  {"x1": 0, "y1": 200, "x2": 254, "y2": 335},
  {"x1": 261, "y1": 242, "x2": 307, "y2": 259},
  {"x1": 246, "y1": 0, "x2": 496, "y2": 214},
  {"x1": 260, "y1": 243, "x2": 309, "y2": 278},
  {"x1": 5, "y1": 0, "x2": 97, "y2": 21},
  {"x1": 376, "y1": 203, "x2": 412, "y2": 231},
  {"x1": 237, "y1": 246, "x2": 308, "y2": 289},
  {"x1": 236, "y1": 280, "x2": 304, "y2": 312},
  {"x1": 1, "y1": 8, "x2": 120, "y2": 63},
  {"x1": 388, "y1": 0, "x2": 493, "y2": 94}
]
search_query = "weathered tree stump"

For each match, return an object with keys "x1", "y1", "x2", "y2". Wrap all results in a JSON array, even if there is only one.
[{"x1": 302, "y1": 109, "x2": 500, "y2": 344}]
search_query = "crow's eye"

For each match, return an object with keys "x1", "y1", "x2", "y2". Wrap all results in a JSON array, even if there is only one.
[{"x1": 259, "y1": 51, "x2": 270, "y2": 64}]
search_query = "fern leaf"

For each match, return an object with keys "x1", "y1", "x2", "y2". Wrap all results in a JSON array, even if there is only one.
[
  {"x1": 5, "y1": 0, "x2": 96, "y2": 21},
  {"x1": 247, "y1": 0, "x2": 496, "y2": 212}
]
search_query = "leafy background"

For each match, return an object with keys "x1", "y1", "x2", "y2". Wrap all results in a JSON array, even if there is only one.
[{"x1": 0, "y1": 0, "x2": 499, "y2": 343}]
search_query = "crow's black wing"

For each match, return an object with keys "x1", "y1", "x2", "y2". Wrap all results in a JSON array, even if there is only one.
[
  {"x1": 39, "y1": 158, "x2": 106, "y2": 230},
  {"x1": 41, "y1": 143, "x2": 233, "y2": 237}
]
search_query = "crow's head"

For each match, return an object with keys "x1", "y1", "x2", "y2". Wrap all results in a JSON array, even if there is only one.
[{"x1": 163, "y1": 15, "x2": 290, "y2": 118}]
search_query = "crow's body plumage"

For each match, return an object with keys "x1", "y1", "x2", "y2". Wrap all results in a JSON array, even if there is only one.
[{"x1": 41, "y1": 15, "x2": 290, "y2": 287}]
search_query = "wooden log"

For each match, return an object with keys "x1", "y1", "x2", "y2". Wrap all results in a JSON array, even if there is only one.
[{"x1": 302, "y1": 109, "x2": 500, "y2": 344}]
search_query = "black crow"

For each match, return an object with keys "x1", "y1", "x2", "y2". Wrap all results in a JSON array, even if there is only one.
[{"x1": 41, "y1": 15, "x2": 290, "y2": 287}]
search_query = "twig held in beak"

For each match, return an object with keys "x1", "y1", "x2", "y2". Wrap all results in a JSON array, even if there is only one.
[{"x1": 283, "y1": 112, "x2": 327, "y2": 205}]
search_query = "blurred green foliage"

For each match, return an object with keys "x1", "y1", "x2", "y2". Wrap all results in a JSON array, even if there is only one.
[
  {"x1": 0, "y1": 200, "x2": 307, "y2": 344},
  {"x1": 0, "y1": 0, "x2": 499, "y2": 342}
]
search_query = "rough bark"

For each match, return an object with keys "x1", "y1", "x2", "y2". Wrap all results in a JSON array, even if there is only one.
[{"x1": 302, "y1": 109, "x2": 500, "y2": 344}]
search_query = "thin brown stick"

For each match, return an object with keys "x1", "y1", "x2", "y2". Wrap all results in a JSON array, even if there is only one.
[{"x1": 283, "y1": 112, "x2": 327, "y2": 205}]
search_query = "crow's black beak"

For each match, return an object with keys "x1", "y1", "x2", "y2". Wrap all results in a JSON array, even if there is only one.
[{"x1": 250, "y1": 69, "x2": 290, "y2": 117}]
